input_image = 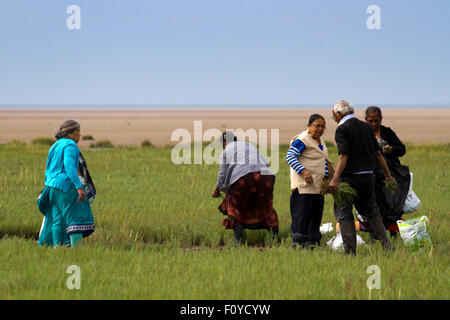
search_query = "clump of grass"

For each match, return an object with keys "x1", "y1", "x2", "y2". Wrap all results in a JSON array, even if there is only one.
[
  {"x1": 31, "y1": 137, "x2": 55, "y2": 146},
  {"x1": 162, "y1": 143, "x2": 176, "y2": 149},
  {"x1": 325, "y1": 140, "x2": 335, "y2": 148},
  {"x1": 384, "y1": 180, "x2": 399, "y2": 194},
  {"x1": 333, "y1": 182, "x2": 358, "y2": 207},
  {"x1": 141, "y1": 140, "x2": 155, "y2": 148},
  {"x1": 8, "y1": 140, "x2": 27, "y2": 146},
  {"x1": 90, "y1": 140, "x2": 114, "y2": 149},
  {"x1": 82, "y1": 134, "x2": 95, "y2": 141}
]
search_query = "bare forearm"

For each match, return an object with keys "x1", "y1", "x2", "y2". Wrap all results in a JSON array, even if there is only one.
[
  {"x1": 332, "y1": 154, "x2": 348, "y2": 182},
  {"x1": 328, "y1": 154, "x2": 348, "y2": 194}
]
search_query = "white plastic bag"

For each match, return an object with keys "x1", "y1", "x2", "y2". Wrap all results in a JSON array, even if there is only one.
[
  {"x1": 403, "y1": 172, "x2": 421, "y2": 213},
  {"x1": 320, "y1": 223, "x2": 333, "y2": 235},
  {"x1": 327, "y1": 232, "x2": 366, "y2": 252},
  {"x1": 403, "y1": 191, "x2": 421, "y2": 213},
  {"x1": 397, "y1": 216, "x2": 432, "y2": 249}
]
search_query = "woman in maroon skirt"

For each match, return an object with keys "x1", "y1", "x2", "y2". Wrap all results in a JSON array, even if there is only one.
[{"x1": 212, "y1": 131, "x2": 279, "y2": 244}]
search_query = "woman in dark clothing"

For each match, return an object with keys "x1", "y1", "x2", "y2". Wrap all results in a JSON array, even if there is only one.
[{"x1": 361, "y1": 106, "x2": 411, "y2": 238}]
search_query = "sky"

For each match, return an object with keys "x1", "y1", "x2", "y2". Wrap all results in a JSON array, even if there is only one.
[{"x1": 0, "y1": 0, "x2": 449, "y2": 107}]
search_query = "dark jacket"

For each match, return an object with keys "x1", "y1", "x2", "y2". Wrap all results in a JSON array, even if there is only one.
[
  {"x1": 335, "y1": 117, "x2": 381, "y2": 176},
  {"x1": 378, "y1": 125, "x2": 406, "y2": 166}
]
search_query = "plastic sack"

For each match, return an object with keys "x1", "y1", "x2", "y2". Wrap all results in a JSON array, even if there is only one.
[
  {"x1": 397, "y1": 216, "x2": 432, "y2": 249},
  {"x1": 320, "y1": 223, "x2": 333, "y2": 235},
  {"x1": 402, "y1": 172, "x2": 421, "y2": 213},
  {"x1": 327, "y1": 232, "x2": 366, "y2": 252},
  {"x1": 403, "y1": 191, "x2": 421, "y2": 213}
]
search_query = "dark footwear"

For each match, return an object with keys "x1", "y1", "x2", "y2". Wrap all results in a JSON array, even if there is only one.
[
  {"x1": 304, "y1": 241, "x2": 318, "y2": 251},
  {"x1": 369, "y1": 231, "x2": 379, "y2": 244},
  {"x1": 368, "y1": 215, "x2": 392, "y2": 250},
  {"x1": 233, "y1": 224, "x2": 245, "y2": 245},
  {"x1": 389, "y1": 230, "x2": 398, "y2": 238},
  {"x1": 339, "y1": 222, "x2": 357, "y2": 255},
  {"x1": 292, "y1": 232, "x2": 308, "y2": 249},
  {"x1": 269, "y1": 226, "x2": 279, "y2": 242}
]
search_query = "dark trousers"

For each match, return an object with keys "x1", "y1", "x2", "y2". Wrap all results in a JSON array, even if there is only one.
[
  {"x1": 290, "y1": 190, "x2": 324, "y2": 246},
  {"x1": 334, "y1": 173, "x2": 380, "y2": 223}
]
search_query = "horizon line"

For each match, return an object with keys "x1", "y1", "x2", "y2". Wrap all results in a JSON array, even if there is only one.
[{"x1": 1, "y1": 103, "x2": 450, "y2": 109}]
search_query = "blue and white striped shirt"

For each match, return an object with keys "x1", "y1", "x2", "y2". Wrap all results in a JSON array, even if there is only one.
[{"x1": 286, "y1": 139, "x2": 328, "y2": 176}]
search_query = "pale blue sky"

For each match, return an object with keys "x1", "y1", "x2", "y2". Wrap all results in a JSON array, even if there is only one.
[{"x1": 0, "y1": 0, "x2": 449, "y2": 106}]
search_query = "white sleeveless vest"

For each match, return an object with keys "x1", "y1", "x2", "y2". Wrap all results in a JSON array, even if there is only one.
[{"x1": 289, "y1": 130, "x2": 332, "y2": 194}]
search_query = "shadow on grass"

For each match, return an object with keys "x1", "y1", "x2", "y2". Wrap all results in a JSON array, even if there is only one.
[
  {"x1": 0, "y1": 229, "x2": 39, "y2": 241},
  {"x1": 0, "y1": 225, "x2": 306, "y2": 250}
]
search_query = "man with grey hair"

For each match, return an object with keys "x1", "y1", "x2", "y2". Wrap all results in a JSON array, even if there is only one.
[
  {"x1": 333, "y1": 99, "x2": 355, "y2": 117},
  {"x1": 328, "y1": 100, "x2": 395, "y2": 255}
]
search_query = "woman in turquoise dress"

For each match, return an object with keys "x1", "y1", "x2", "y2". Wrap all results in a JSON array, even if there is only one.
[{"x1": 37, "y1": 120, "x2": 95, "y2": 247}]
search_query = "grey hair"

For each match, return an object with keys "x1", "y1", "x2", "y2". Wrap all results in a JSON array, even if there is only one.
[
  {"x1": 219, "y1": 130, "x2": 237, "y2": 144},
  {"x1": 55, "y1": 120, "x2": 80, "y2": 140},
  {"x1": 333, "y1": 100, "x2": 354, "y2": 116}
]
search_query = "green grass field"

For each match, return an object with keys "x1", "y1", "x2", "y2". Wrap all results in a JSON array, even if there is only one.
[{"x1": 0, "y1": 141, "x2": 449, "y2": 299}]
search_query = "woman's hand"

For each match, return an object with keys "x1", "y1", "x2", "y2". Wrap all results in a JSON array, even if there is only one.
[
  {"x1": 301, "y1": 169, "x2": 314, "y2": 184},
  {"x1": 385, "y1": 175, "x2": 396, "y2": 183},
  {"x1": 211, "y1": 187, "x2": 221, "y2": 198},
  {"x1": 77, "y1": 187, "x2": 86, "y2": 202},
  {"x1": 328, "y1": 178, "x2": 339, "y2": 195},
  {"x1": 382, "y1": 145, "x2": 393, "y2": 154}
]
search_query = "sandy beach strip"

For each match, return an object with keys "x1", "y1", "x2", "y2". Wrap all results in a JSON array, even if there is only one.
[{"x1": 1, "y1": 108, "x2": 449, "y2": 147}]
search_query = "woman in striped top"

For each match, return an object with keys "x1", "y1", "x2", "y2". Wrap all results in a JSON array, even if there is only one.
[{"x1": 286, "y1": 114, "x2": 332, "y2": 249}]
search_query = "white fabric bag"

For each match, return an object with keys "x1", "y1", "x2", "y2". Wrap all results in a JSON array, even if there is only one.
[
  {"x1": 327, "y1": 232, "x2": 366, "y2": 252},
  {"x1": 320, "y1": 223, "x2": 333, "y2": 235},
  {"x1": 402, "y1": 172, "x2": 421, "y2": 213}
]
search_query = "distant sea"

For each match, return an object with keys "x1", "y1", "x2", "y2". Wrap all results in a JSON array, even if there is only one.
[{"x1": 0, "y1": 104, "x2": 449, "y2": 109}]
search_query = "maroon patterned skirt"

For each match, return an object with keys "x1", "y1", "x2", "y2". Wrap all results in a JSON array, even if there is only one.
[{"x1": 218, "y1": 172, "x2": 279, "y2": 229}]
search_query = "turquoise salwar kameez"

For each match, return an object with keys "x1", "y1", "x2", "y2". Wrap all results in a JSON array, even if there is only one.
[
  {"x1": 38, "y1": 185, "x2": 95, "y2": 246},
  {"x1": 37, "y1": 138, "x2": 95, "y2": 247}
]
